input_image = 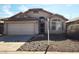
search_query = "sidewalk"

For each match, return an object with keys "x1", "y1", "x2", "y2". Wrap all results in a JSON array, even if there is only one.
[
  {"x1": 0, "y1": 42, "x2": 25, "y2": 51},
  {"x1": 0, "y1": 51, "x2": 79, "y2": 54}
]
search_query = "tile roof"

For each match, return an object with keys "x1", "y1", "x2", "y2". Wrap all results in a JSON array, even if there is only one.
[{"x1": 4, "y1": 8, "x2": 68, "y2": 21}]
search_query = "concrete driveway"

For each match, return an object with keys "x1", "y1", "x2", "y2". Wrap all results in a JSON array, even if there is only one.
[{"x1": 0, "y1": 35, "x2": 34, "y2": 42}]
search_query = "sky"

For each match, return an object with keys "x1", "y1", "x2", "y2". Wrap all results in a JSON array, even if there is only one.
[{"x1": 0, "y1": 4, "x2": 79, "y2": 21}]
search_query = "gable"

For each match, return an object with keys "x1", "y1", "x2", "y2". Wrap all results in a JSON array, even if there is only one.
[{"x1": 23, "y1": 8, "x2": 53, "y2": 19}]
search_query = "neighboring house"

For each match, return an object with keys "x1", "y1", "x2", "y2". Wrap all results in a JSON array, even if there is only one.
[
  {"x1": 67, "y1": 18, "x2": 79, "y2": 33},
  {"x1": 66, "y1": 18, "x2": 79, "y2": 39},
  {"x1": 67, "y1": 17, "x2": 79, "y2": 29},
  {"x1": 67, "y1": 20, "x2": 79, "y2": 26},
  {"x1": 3, "y1": 8, "x2": 68, "y2": 35}
]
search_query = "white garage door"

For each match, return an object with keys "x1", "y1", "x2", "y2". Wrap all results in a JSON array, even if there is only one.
[{"x1": 7, "y1": 23, "x2": 38, "y2": 35}]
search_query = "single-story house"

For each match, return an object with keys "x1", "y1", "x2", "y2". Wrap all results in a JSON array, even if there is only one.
[
  {"x1": 67, "y1": 17, "x2": 79, "y2": 32},
  {"x1": 3, "y1": 8, "x2": 68, "y2": 35},
  {"x1": 67, "y1": 18, "x2": 79, "y2": 25},
  {"x1": 66, "y1": 17, "x2": 79, "y2": 38}
]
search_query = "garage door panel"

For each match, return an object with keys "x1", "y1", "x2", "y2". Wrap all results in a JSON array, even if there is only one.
[{"x1": 7, "y1": 23, "x2": 36, "y2": 35}]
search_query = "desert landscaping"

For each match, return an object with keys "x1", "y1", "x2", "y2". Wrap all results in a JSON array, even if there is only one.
[
  {"x1": 0, "y1": 39, "x2": 79, "y2": 53},
  {"x1": 17, "y1": 39, "x2": 79, "y2": 52},
  {"x1": 0, "y1": 34, "x2": 79, "y2": 53}
]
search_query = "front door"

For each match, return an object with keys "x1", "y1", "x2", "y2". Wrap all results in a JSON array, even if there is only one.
[
  {"x1": 39, "y1": 17, "x2": 45, "y2": 34},
  {"x1": 39, "y1": 22, "x2": 45, "y2": 34}
]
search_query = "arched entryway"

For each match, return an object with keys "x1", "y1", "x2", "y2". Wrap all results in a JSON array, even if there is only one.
[{"x1": 39, "y1": 17, "x2": 45, "y2": 34}]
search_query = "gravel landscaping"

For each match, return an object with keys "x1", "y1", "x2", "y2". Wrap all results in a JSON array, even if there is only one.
[
  {"x1": 17, "y1": 41, "x2": 48, "y2": 51},
  {"x1": 17, "y1": 39, "x2": 79, "y2": 52}
]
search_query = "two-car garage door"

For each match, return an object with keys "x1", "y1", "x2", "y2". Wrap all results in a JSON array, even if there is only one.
[{"x1": 5, "y1": 22, "x2": 38, "y2": 35}]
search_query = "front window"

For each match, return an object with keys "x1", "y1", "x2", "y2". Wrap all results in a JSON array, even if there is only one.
[
  {"x1": 52, "y1": 21, "x2": 56, "y2": 30},
  {"x1": 51, "y1": 19, "x2": 62, "y2": 31}
]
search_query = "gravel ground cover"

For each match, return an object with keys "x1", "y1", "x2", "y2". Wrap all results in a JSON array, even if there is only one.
[{"x1": 17, "y1": 39, "x2": 79, "y2": 52}]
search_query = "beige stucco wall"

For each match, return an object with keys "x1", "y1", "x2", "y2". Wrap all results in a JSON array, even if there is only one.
[
  {"x1": 4, "y1": 21, "x2": 39, "y2": 35},
  {"x1": 26, "y1": 11, "x2": 66, "y2": 34}
]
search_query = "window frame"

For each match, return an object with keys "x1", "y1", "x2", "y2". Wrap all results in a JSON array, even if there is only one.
[
  {"x1": 51, "y1": 21, "x2": 56, "y2": 30},
  {"x1": 51, "y1": 19, "x2": 61, "y2": 31}
]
